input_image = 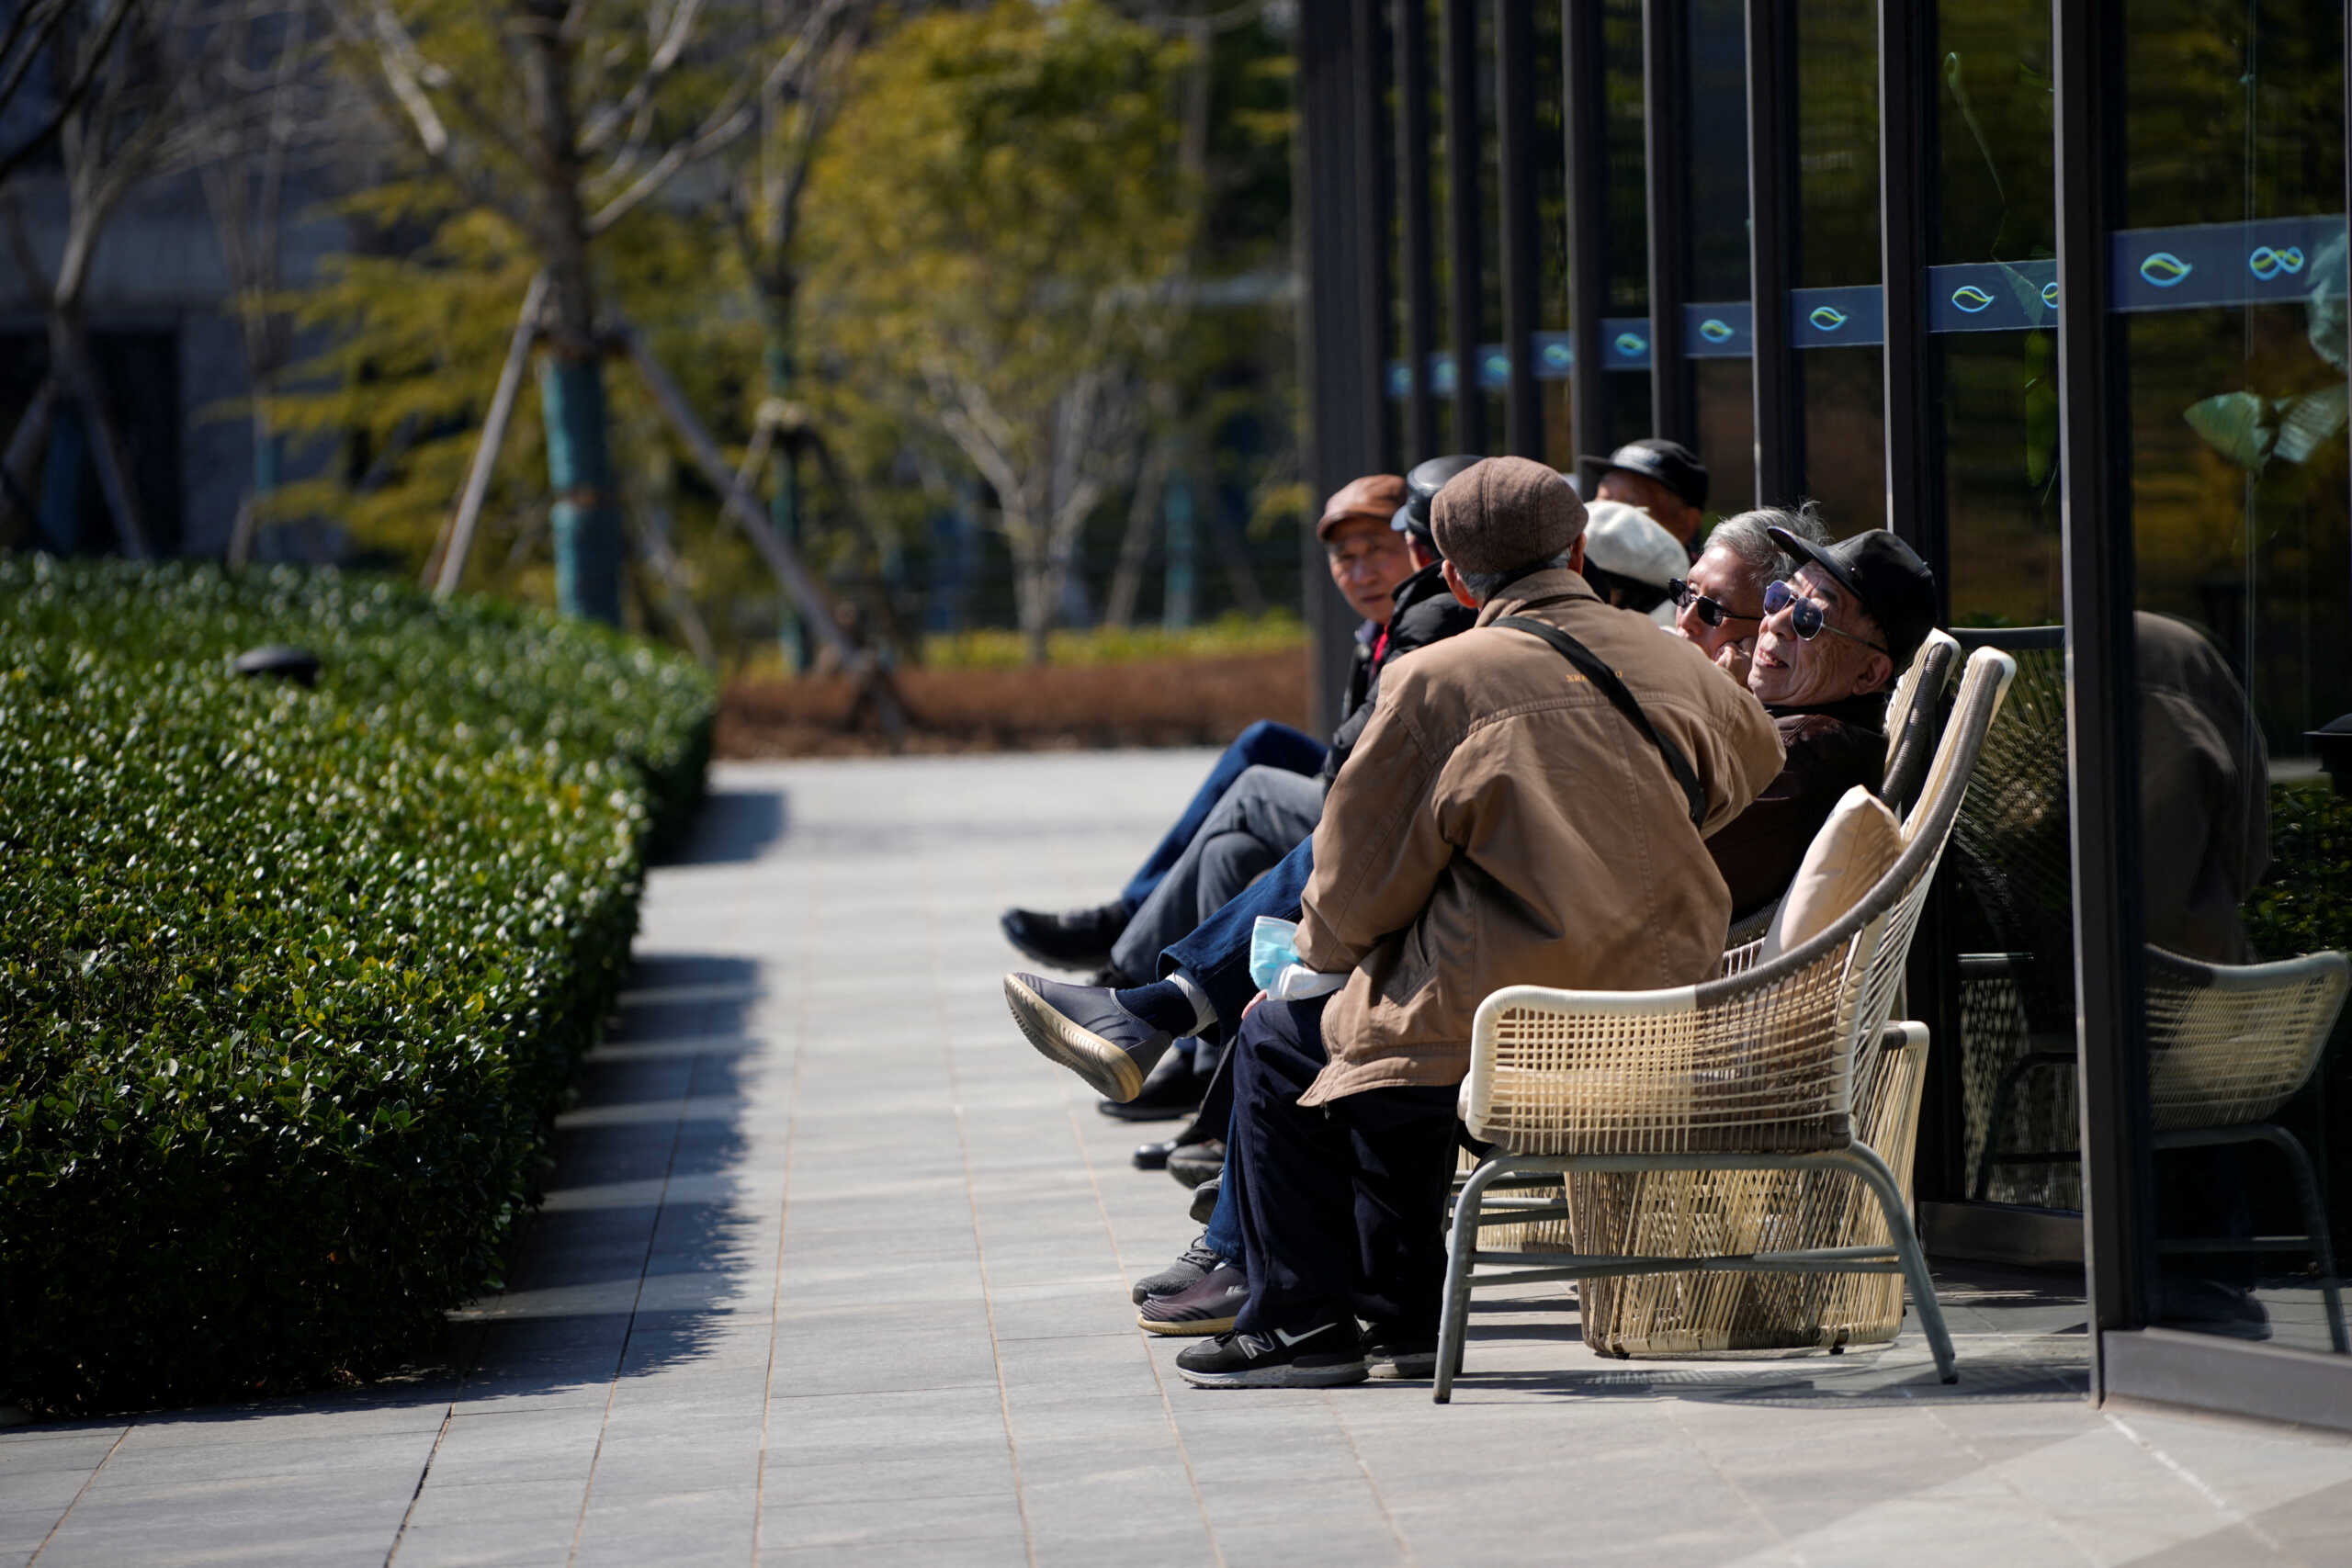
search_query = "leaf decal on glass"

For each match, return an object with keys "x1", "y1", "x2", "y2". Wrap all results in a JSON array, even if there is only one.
[
  {"x1": 1807, "y1": 305, "x2": 1849, "y2": 332},
  {"x1": 1540, "y1": 341, "x2": 1572, "y2": 370},
  {"x1": 1698, "y1": 318, "x2": 1734, "y2": 343},
  {"x1": 1950, "y1": 285, "x2": 1996, "y2": 313},
  {"x1": 2140, "y1": 251, "x2": 2194, "y2": 288},
  {"x1": 2041, "y1": 280, "x2": 2060, "y2": 310},
  {"x1": 1613, "y1": 332, "x2": 1646, "y2": 357}
]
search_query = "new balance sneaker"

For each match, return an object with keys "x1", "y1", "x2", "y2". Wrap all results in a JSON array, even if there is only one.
[
  {"x1": 1003, "y1": 973, "x2": 1173, "y2": 1102},
  {"x1": 1174, "y1": 1321, "x2": 1367, "y2": 1388},
  {"x1": 1132, "y1": 1233, "x2": 1223, "y2": 1304},
  {"x1": 1000, "y1": 902, "x2": 1133, "y2": 970},
  {"x1": 1138, "y1": 1264, "x2": 1249, "y2": 1337}
]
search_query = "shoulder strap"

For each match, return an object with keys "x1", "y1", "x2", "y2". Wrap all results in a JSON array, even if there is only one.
[{"x1": 1493, "y1": 615, "x2": 1706, "y2": 829}]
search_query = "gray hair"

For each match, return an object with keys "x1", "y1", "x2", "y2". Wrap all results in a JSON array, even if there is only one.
[
  {"x1": 1456, "y1": 545, "x2": 1579, "y2": 604},
  {"x1": 1701, "y1": 501, "x2": 1830, "y2": 578}
]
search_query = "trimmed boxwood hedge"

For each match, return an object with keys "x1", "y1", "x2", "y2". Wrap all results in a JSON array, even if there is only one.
[{"x1": 0, "y1": 556, "x2": 716, "y2": 1412}]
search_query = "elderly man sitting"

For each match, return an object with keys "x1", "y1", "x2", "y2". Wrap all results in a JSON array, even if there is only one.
[
  {"x1": 1160, "y1": 457, "x2": 1784, "y2": 1386},
  {"x1": 1668, "y1": 503, "x2": 1937, "y2": 919}
]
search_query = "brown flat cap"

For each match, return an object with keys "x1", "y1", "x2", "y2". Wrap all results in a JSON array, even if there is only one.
[
  {"x1": 1430, "y1": 457, "x2": 1585, "y2": 575},
  {"x1": 1317, "y1": 473, "x2": 1408, "y2": 539}
]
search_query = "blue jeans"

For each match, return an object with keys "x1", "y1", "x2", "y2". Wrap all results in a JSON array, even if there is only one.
[
  {"x1": 1118, "y1": 721, "x2": 1327, "y2": 908},
  {"x1": 1158, "y1": 834, "x2": 1317, "y2": 1035},
  {"x1": 1174, "y1": 835, "x2": 1320, "y2": 1265}
]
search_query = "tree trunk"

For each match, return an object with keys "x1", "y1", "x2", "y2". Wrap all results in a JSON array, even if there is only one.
[
  {"x1": 50, "y1": 310, "x2": 151, "y2": 558},
  {"x1": 514, "y1": 0, "x2": 620, "y2": 624},
  {"x1": 1010, "y1": 523, "x2": 1059, "y2": 667},
  {"x1": 1102, "y1": 434, "x2": 1169, "y2": 627}
]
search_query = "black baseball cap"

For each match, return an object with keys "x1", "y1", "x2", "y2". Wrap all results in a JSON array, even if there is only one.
[
  {"x1": 1577, "y1": 438, "x2": 1709, "y2": 511},
  {"x1": 1765, "y1": 525, "x2": 1939, "y2": 667},
  {"x1": 1392, "y1": 453, "x2": 1484, "y2": 547}
]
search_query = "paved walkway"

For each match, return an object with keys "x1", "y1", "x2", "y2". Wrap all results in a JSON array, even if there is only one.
[{"x1": 6, "y1": 751, "x2": 2352, "y2": 1566}]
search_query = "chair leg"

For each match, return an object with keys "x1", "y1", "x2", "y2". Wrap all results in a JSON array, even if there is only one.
[
  {"x1": 1433, "y1": 1155, "x2": 1517, "y2": 1404},
  {"x1": 1970, "y1": 1049, "x2": 2074, "y2": 1201},
  {"x1": 2243, "y1": 1123, "x2": 2348, "y2": 1355},
  {"x1": 1841, "y1": 1142, "x2": 1958, "y2": 1383}
]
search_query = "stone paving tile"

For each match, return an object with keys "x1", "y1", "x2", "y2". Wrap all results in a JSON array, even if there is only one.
[{"x1": 9, "y1": 750, "x2": 2352, "y2": 1567}]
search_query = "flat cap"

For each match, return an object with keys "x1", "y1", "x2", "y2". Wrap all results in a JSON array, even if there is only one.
[
  {"x1": 1317, "y1": 473, "x2": 1408, "y2": 539},
  {"x1": 1430, "y1": 457, "x2": 1585, "y2": 577}
]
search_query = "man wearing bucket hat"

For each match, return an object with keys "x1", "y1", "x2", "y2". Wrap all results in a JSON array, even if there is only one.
[{"x1": 1161, "y1": 457, "x2": 1782, "y2": 1387}]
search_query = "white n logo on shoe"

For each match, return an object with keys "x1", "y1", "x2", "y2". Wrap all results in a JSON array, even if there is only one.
[{"x1": 1272, "y1": 1324, "x2": 1334, "y2": 1348}]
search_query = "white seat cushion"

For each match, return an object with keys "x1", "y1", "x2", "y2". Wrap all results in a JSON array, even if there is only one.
[{"x1": 1759, "y1": 785, "x2": 1903, "y2": 961}]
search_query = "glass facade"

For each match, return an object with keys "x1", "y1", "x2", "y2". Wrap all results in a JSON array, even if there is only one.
[{"x1": 1308, "y1": 0, "x2": 2352, "y2": 1427}]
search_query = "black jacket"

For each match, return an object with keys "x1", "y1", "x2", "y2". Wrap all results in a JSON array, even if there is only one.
[
  {"x1": 1707, "y1": 689, "x2": 1888, "y2": 920},
  {"x1": 1320, "y1": 562, "x2": 1481, "y2": 788}
]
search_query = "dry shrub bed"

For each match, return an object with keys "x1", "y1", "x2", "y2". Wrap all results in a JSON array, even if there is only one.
[{"x1": 719, "y1": 649, "x2": 1308, "y2": 757}]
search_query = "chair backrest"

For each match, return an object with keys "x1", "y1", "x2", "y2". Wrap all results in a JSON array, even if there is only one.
[
  {"x1": 2144, "y1": 943, "x2": 2351, "y2": 1129},
  {"x1": 1947, "y1": 627, "x2": 2074, "y2": 1023},
  {"x1": 1880, "y1": 631, "x2": 1962, "y2": 822},
  {"x1": 1692, "y1": 646, "x2": 2018, "y2": 1131}
]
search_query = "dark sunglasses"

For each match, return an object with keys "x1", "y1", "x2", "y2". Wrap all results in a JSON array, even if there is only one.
[
  {"x1": 1763, "y1": 579, "x2": 1889, "y2": 654},
  {"x1": 1667, "y1": 578, "x2": 1760, "y2": 630}
]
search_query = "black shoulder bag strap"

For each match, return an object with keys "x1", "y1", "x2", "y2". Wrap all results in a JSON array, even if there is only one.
[{"x1": 1492, "y1": 614, "x2": 1707, "y2": 829}]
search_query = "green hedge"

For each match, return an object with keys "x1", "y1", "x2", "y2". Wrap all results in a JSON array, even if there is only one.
[
  {"x1": 2247, "y1": 782, "x2": 2352, "y2": 963},
  {"x1": 0, "y1": 557, "x2": 717, "y2": 1412}
]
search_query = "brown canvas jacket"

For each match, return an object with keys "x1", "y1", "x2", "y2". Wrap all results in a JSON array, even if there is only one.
[{"x1": 1293, "y1": 567, "x2": 1786, "y2": 1106}]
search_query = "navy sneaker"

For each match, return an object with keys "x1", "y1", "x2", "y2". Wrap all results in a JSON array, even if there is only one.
[
  {"x1": 1138, "y1": 1264, "x2": 1250, "y2": 1337},
  {"x1": 1003, "y1": 973, "x2": 1172, "y2": 1101},
  {"x1": 1175, "y1": 1321, "x2": 1367, "y2": 1388}
]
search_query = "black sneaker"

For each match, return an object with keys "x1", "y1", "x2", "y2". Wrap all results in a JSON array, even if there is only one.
[
  {"x1": 1001, "y1": 902, "x2": 1133, "y2": 970},
  {"x1": 1003, "y1": 973, "x2": 1172, "y2": 1101},
  {"x1": 1096, "y1": 1044, "x2": 1203, "y2": 1122},
  {"x1": 1132, "y1": 1233, "x2": 1223, "y2": 1303},
  {"x1": 1361, "y1": 1326, "x2": 1439, "y2": 1380},
  {"x1": 1175, "y1": 1322, "x2": 1367, "y2": 1388},
  {"x1": 1139, "y1": 1263, "x2": 1250, "y2": 1336}
]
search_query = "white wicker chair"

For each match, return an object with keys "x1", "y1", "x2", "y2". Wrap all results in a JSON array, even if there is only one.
[
  {"x1": 1433, "y1": 647, "x2": 2017, "y2": 1401},
  {"x1": 2145, "y1": 942, "x2": 2349, "y2": 1351}
]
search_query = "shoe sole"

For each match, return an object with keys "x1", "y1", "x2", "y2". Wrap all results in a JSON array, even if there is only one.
[
  {"x1": 1003, "y1": 975, "x2": 1146, "y2": 1101},
  {"x1": 1367, "y1": 1354, "x2": 1438, "y2": 1380},
  {"x1": 1177, "y1": 1359, "x2": 1368, "y2": 1389},
  {"x1": 1137, "y1": 1310, "x2": 1238, "y2": 1337}
]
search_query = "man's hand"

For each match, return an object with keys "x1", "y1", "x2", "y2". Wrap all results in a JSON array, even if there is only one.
[
  {"x1": 1715, "y1": 636, "x2": 1756, "y2": 687},
  {"x1": 1240, "y1": 988, "x2": 1269, "y2": 1021}
]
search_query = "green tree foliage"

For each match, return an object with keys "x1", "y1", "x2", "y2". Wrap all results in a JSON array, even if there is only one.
[{"x1": 801, "y1": 0, "x2": 1196, "y2": 663}]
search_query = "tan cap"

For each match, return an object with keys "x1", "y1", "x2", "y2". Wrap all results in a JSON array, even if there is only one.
[
  {"x1": 1317, "y1": 473, "x2": 1408, "y2": 539},
  {"x1": 1430, "y1": 457, "x2": 1584, "y2": 575}
]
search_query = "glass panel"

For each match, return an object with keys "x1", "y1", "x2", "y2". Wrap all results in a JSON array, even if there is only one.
[
  {"x1": 1685, "y1": 0, "x2": 1752, "y2": 514},
  {"x1": 1600, "y1": 0, "x2": 1650, "y2": 446},
  {"x1": 1533, "y1": 0, "x2": 1571, "y2": 464},
  {"x1": 2117, "y1": 0, "x2": 2350, "y2": 1355},
  {"x1": 1791, "y1": 0, "x2": 1881, "y2": 537}
]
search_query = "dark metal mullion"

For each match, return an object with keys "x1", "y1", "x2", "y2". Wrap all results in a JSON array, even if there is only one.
[
  {"x1": 1641, "y1": 0, "x2": 1690, "y2": 442},
  {"x1": 1442, "y1": 0, "x2": 1487, "y2": 452},
  {"x1": 1743, "y1": 0, "x2": 1798, "y2": 505},
  {"x1": 1397, "y1": 0, "x2": 1439, "y2": 461},
  {"x1": 1563, "y1": 0, "x2": 1609, "y2": 462},
  {"x1": 1352, "y1": 0, "x2": 1396, "y2": 468},
  {"x1": 1878, "y1": 0, "x2": 1943, "y2": 599},
  {"x1": 2052, "y1": 0, "x2": 2149, "y2": 1399},
  {"x1": 1295, "y1": 0, "x2": 1382, "y2": 735},
  {"x1": 1494, "y1": 0, "x2": 1542, "y2": 457}
]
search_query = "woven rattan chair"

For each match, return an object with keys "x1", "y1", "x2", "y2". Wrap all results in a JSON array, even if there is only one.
[
  {"x1": 1433, "y1": 648, "x2": 2017, "y2": 1401},
  {"x1": 2143, "y1": 943, "x2": 2349, "y2": 1351}
]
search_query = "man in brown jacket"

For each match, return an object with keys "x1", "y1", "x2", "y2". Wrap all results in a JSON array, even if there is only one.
[{"x1": 1175, "y1": 457, "x2": 1785, "y2": 1388}]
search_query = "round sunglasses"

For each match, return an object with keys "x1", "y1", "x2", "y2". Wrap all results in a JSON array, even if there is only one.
[
  {"x1": 1666, "y1": 577, "x2": 1760, "y2": 629},
  {"x1": 1762, "y1": 579, "x2": 1888, "y2": 654}
]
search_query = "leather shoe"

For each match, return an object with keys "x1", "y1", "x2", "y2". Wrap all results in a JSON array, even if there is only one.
[
  {"x1": 1187, "y1": 1170, "x2": 1222, "y2": 1224},
  {"x1": 1168, "y1": 1139, "x2": 1225, "y2": 1189},
  {"x1": 1097, "y1": 1045, "x2": 1201, "y2": 1122},
  {"x1": 1004, "y1": 972, "x2": 1171, "y2": 1101},
  {"x1": 1132, "y1": 1138, "x2": 1178, "y2": 1170},
  {"x1": 1000, "y1": 902, "x2": 1132, "y2": 971}
]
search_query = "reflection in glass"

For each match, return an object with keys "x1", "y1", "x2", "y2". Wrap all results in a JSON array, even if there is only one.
[
  {"x1": 2120, "y1": 0, "x2": 2350, "y2": 1354},
  {"x1": 1799, "y1": 349, "x2": 1885, "y2": 535}
]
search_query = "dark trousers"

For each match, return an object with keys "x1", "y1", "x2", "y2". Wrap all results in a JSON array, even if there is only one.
[
  {"x1": 1118, "y1": 721, "x2": 1328, "y2": 908},
  {"x1": 1226, "y1": 993, "x2": 1461, "y2": 1338}
]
